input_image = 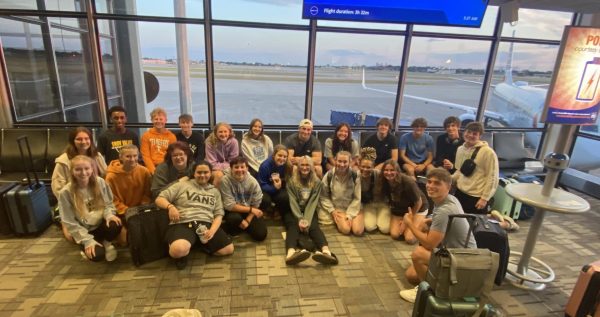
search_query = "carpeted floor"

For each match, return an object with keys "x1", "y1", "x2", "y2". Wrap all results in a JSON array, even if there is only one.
[{"x1": 0, "y1": 191, "x2": 598, "y2": 316}]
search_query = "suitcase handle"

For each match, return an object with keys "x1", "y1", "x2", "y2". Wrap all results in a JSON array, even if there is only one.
[
  {"x1": 16, "y1": 136, "x2": 42, "y2": 189},
  {"x1": 445, "y1": 214, "x2": 478, "y2": 248}
]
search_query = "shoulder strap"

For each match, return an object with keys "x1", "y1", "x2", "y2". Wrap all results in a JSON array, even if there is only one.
[
  {"x1": 470, "y1": 146, "x2": 481, "y2": 160},
  {"x1": 328, "y1": 170, "x2": 357, "y2": 199},
  {"x1": 327, "y1": 172, "x2": 333, "y2": 199}
]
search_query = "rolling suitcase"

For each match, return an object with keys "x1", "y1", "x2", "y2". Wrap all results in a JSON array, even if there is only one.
[
  {"x1": 4, "y1": 136, "x2": 51, "y2": 235},
  {"x1": 512, "y1": 174, "x2": 541, "y2": 220},
  {"x1": 412, "y1": 281, "x2": 493, "y2": 317},
  {"x1": 473, "y1": 215, "x2": 510, "y2": 286},
  {"x1": 565, "y1": 260, "x2": 600, "y2": 317},
  {"x1": 126, "y1": 204, "x2": 170, "y2": 266},
  {"x1": 0, "y1": 182, "x2": 18, "y2": 234},
  {"x1": 491, "y1": 178, "x2": 522, "y2": 219}
]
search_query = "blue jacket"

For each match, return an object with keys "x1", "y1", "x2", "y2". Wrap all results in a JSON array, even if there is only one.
[{"x1": 258, "y1": 157, "x2": 286, "y2": 195}]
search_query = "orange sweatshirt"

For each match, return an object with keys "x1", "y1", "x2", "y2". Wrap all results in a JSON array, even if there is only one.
[
  {"x1": 105, "y1": 159, "x2": 153, "y2": 215},
  {"x1": 140, "y1": 128, "x2": 176, "y2": 173}
]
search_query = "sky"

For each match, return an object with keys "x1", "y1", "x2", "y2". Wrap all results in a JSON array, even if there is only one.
[
  {"x1": 0, "y1": 0, "x2": 573, "y2": 71},
  {"x1": 131, "y1": 0, "x2": 572, "y2": 71}
]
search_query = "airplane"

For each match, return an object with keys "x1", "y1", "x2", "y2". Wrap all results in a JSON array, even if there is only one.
[{"x1": 356, "y1": 43, "x2": 600, "y2": 172}]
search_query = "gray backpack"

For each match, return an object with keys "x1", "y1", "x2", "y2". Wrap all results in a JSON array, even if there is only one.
[{"x1": 425, "y1": 214, "x2": 499, "y2": 316}]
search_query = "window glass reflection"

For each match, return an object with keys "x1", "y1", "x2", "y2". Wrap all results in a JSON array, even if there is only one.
[
  {"x1": 98, "y1": 20, "x2": 207, "y2": 124},
  {"x1": 213, "y1": 26, "x2": 308, "y2": 125},
  {"x1": 1, "y1": 17, "x2": 62, "y2": 121},
  {"x1": 485, "y1": 42, "x2": 558, "y2": 129},
  {"x1": 404, "y1": 37, "x2": 490, "y2": 127},
  {"x1": 571, "y1": 135, "x2": 600, "y2": 177},
  {"x1": 501, "y1": 9, "x2": 572, "y2": 41},
  {"x1": 313, "y1": 33, "x2": 404, "y2": 126},
  {"x1": 51, "y1": 19, "x2": 97, "y2": 109},
  {"x1": 94, "y1": 0, "x2": 203, "y2": 18},
  {"x1": 212, "y1": 0, "x2": 305, "y2": 25},
  {"x1": 414, "y1": 6, "x2": 498, "y2": 36},
  {"x1": 0, "y1": 0, "x2": 85, "y2": 11}
]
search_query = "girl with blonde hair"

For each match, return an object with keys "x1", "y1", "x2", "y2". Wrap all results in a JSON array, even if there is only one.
[
  {"x1": 205, "y1": 122, "x2": 239, "y2": 186},
  {"x1": 58, "y1": 155, "x2": 122, "y2": 262},
  {"x1": 284, "y1": 156, "x2": 337, "y2": 265}
]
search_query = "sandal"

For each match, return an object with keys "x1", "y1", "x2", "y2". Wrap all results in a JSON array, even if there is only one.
[
  {"x1": 312, "y1": 251, "x2": 338, "y2": 265},
  {"x1": 285, "y1": 249, "x2": 310, "y2": 265}
]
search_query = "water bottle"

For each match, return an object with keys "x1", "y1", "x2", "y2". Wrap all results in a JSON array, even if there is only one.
[{"x1": 196, "y1": 224, "x2": 209, "y2": 244}]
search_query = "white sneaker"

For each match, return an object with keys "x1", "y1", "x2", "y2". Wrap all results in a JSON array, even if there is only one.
[
  {"x1": 103, "y1": 241, "x2": 117, "y2": 262},
  {"x1": 399, "y1": 286, "x2": 419, "y2": 303}
]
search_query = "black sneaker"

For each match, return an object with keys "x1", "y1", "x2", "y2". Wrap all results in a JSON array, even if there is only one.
[{"x1": 175, "y1": 257, "x2": 188, "y2": 270}]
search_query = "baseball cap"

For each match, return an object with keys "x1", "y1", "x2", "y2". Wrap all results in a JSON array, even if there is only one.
[{"x1": 299, "y1": 119, "x2": 313, "y2": 128}]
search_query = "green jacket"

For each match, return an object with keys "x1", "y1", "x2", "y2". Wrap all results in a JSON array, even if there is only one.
[{"x1": 286, "y1": 180, "x2": 322, "y2": 227}]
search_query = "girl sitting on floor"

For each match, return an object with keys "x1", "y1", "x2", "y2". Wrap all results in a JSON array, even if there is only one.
[
  {"x1": 58, "y1": 155, "x2": 122, "y2": 262},
  {"x1": 284, "y1": 156, "x2": 338, "y2": 265}
]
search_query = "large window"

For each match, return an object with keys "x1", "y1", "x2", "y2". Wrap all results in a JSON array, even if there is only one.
[
  {"x1": 501, "y1": 9, "x2": 572, "y2": 40},
  {"x1": 571, "y1": 135, "x2": 600, "y2": 177},
  {"x1": 313, "y1": 32, "x2": 404, "y2": 125},
  {"x1": 403, "y1": 37, "x2": 490, "y2": 127},
  {"x1": 95, "y1": 0, "x2": 203, "y2": 18},
  {"x1": 212, "y1": 0, "x2": 304, "y2": 25},
  {"x1": 97, "y1": 20, "x2": 207, "y2": 124},
  {"x1": 484, "y1": 42, "x2": 558, "y2": 130},
  {"x1": 212, "y1": 26, "x2": 308, "y2": 125},
  {"x1": 414, "y1": 6, "x2": 498, "y2": 36},
  {"x1": 0, "y1": 16, "x2": 99, "y2": 123},
  {"x1": 0, "y1": 0, "x2": 85, "y2": 11},
  {"x1": 0, "y1": 3, "x2": 574, "y2": 135}
]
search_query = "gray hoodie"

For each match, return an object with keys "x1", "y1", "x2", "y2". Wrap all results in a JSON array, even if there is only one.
[
  {"x1": 219, "y1": 172, "x2": 263, "y2": 210},
  {"x1": 158, "y1": 179, "x2": 224, "y2": 224},
  {"x1": 319, "y1": 168, "x2": 362, "y2": 219},
  {"x1": 58, "y1": 177, "x2": 117, "y2": 248}
]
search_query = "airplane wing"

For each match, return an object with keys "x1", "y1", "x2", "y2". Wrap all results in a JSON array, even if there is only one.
[
  {"x1": 448, "y1": 77, "x2": 496, "y2": 87},
  {"x1": 362, "y1": 69, "x2": 505, "y2": 122}
]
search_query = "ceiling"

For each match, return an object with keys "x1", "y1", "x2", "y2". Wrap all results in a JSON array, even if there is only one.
[{"x1": 489, "y1": 0, "x2": 600, "y2": 13}]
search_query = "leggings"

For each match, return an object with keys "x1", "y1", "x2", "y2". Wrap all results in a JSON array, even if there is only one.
[
  {"x1": 222, "y1": 212, "x2": 268, "y2": 241},
  {"x1": 80, "y1": 221, "x2": 121, "y2": 262},
  {"x1": 282, "y1": 210, "x2": 328, "y2": 251}
]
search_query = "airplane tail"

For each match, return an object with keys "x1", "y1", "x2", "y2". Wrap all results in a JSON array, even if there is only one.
[{"x1": 504, "y1": 33, "x2": 515, "y2": 85}]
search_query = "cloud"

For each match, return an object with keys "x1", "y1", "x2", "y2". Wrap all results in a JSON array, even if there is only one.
[{"x1": 327, "y1": 49, "x2": 370, "y2": 57}]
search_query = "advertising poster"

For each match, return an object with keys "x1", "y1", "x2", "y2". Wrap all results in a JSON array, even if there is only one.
[{"x1": 543, "y1": 26, "x2": 600, "y2": 125}]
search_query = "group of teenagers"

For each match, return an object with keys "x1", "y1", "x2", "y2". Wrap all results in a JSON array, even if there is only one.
[{"x1": 52, "y1": 105, "x2": 515, "y2": 302}]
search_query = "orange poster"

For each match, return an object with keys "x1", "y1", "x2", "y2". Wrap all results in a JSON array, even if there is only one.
[{"x1": 543, "y1": 26, "x2": 600, "y2": 125}]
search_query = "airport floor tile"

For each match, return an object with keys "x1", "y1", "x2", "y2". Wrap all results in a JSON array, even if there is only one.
[{"x1": 0, "y1": 192, "x2": 598, "y2": 316}]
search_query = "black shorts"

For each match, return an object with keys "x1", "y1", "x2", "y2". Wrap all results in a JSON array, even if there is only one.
[
  {"x1": 390, "y1": 201, "x2": 411, "y2": 217},
  {"x1": 165, "y1": 221, "x2": 232, "y2": 254}
]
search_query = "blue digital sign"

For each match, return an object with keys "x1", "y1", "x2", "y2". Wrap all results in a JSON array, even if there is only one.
[{"x1": 302, "y1": 0, "x2": 489, "y2": 28}]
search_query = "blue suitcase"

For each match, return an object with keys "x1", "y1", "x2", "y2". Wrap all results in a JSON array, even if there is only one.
[
  {"x1": 0, "y1": 182, "x2": 18, "y2": 234},
  {"x1": 4, "y1": 136, "x2": 51, "y2": 235}
]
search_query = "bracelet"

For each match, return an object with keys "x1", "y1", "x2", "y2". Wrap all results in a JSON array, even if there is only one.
[{"x1": 249, "y1": 206, "x2": 253, "y2": 214}]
